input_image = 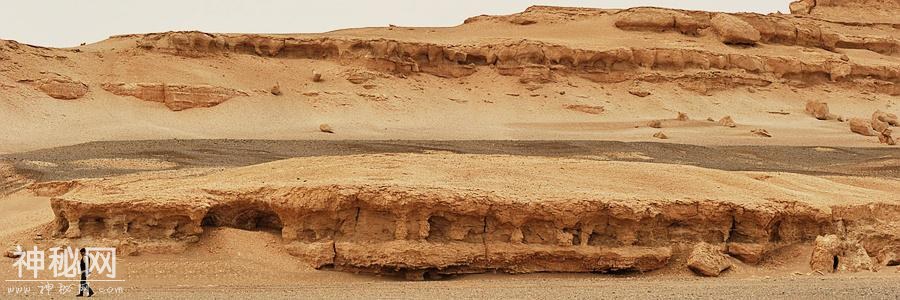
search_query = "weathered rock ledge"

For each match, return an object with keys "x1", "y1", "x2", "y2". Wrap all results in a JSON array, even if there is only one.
[{"x1": 38, "y1": 154, "x2": 900, "y2": 278}]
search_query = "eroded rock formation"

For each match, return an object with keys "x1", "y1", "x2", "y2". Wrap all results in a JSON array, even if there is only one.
[
  {"x1": 132, "y1": 28, "x2": 900, "y2": 96},
  {"x1": 39, "y1": 154, "x2": 900, "y2": 278},
  {"x1": 101, "y1": 83, "x2": 248, "y2": 111}
]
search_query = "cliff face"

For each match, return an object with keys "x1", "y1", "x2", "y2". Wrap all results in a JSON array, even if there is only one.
[
  {"x1": 41, "y1": 154, "x2": 900, "y2": 278},
  {"x1": 790, "y1": 0, "x2": 900, "y2": 23}
]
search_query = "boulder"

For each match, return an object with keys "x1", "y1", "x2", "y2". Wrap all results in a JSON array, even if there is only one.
[
  {"x1": 790, "y1": 0, "x2": 815, "y2": 14},
  {"x1": 872, "y1": 118, "x2": 889, "y2": 134},
  {"x1": 805, "y1": 100, "x2": 831, "y2": 120},
  {"x1": 726, "y1": 243, "x2": 769, "y2": 264},
  {"x1": 652, "y1": 131, "x2": 668, "y2": 139},
  {"x1": 718, "y1": 116, "x2": 737, "y2": 127},
  {"x1": 347, "y1": 70, "x2": 378, "y2": 84},
  {"x1": 872, "y1": 110, "x2": 899, "y2": 126},
  {"x1": 879, "y1": 128, "x2": 896, "y2": 145},
  {"x1": 849, "y1": 118, "x2": 876, "y2": 136},
  {"x1": 810, "y1": 235, "x2": 874, "y2": 273},
  {"x1": 711, "y1": 14, "x2": 761, "y2": 45},
  {"x1": 37, "y1": 78, "x2": 89, "y2": 100},
  {"x1": 628, "y1": 82, "x2": 651, "y2": 97},
  {"x1": 319, "y1": 124, "x2": 334, "y2": 134},
  {"x1": 687, "y1": 242, "x2": 732, "y2": 277}
]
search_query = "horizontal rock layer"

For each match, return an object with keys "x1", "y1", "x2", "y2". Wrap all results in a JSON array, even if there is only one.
[
  {"x1": 134, "y1": 31, "x2": 900, "y2": 95},
  {"x1": 47, "y1": 184, "x2": 900, "y2": 276}
]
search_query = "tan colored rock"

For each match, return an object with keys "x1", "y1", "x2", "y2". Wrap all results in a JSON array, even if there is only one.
[
  {"x1": 849, "y1": 118, "x2": 877, "y2": 136},
  {"x1": 312, "y1": 70, "x2": 323, "y2": 82},
  {"x1": 319, "y1": 123, "x2": 334, "y2": 133},
  {"x1": 711, "y1": 14, "x2": 761, "y2": 45},
  {"x1": 628, "y1": 82, "x2": 651, "y2": 97},
  {"x1": 648, "y1": 120, "x2": 663, "y2": 128},
  {"x1": 805, "y1": 100, "x2": 831, "y2": 120},
  {"x1": 872, "y1": 118, "x2": 889, "y2": 134},
  {"x1": 36, "y1": 78, "x2": 89, "y2": 100},
  {"x1": 347, "y1": 70, "x2": 378, "y2": 84},
  {"x1": 270, "y1": 84, "x2": 282, "y2": 96},
  {"x1": 879, "y1": 128, "x2": 896, "y2": 145},
  {"x1": 718, "y1": 116, "x2": 737, "y2": 127},
  {"x1": 102, "y1": 83, "x2": 247, "y2": 111},
  {"x1": 790, "y1": 0, "x2": 815, "y2": 14},
  {"x1": 873, "y1": 110, "x2": 899, "y2": 126},
  {"x1": 519, "y1": 67, "x2": 554, "y2": 84},
  {"x1": 563, "y1": 104, "x2": 604, "y2": 115},
  {"x1": 727, "y1": 243, "x2": 769, "y2": 264},
  {"x1": 687, "y1": 242, "x2": 732, "y2": 277},
  {"x1": 676, "y1": 112, "x2": 689, "y2": 121},
  {"x1": 652, "y1": 131, "x2": 668, "y2": 139},
  {"x1": 810, "y1": 235, "x2": 874, "y2": 273},
  {"x1": 4, "y1": 246, "x2": 21, "y2": 259},
  {"x1": 751, "y1": 129, "x2": 772, "y2": 137}
]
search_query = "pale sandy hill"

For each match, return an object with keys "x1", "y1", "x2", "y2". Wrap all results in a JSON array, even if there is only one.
[{"x1": 0, "y1": 1, "x2": 899, "y2": 153}]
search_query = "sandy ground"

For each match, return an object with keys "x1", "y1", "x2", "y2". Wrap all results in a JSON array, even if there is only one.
[{"x1": 3, "y1": 140, "x2": 898, "y2": 182}]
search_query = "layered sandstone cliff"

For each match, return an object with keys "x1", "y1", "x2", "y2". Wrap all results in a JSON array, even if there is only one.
[{"x1": 41, "y1": 154, "x2": 900, "y2": 278}]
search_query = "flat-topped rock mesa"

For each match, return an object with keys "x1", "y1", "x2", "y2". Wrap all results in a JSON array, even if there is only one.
[
  {"x1": 42, "y1": 154, "x2": 900, "y2": 278},
  {"x1": 130, "y1": 4, "x2": 900, "y2": 96}
]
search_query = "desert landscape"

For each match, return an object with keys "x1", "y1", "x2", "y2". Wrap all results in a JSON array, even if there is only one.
[{"x1": 1, "y1": 0, "x2": 899, "y2": 298}]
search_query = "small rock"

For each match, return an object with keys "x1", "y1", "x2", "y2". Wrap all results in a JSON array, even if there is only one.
[
  {"x1": 347, "y1": 70, "x2": 378, "y2": 84},
  {"x1": 805, "y1": 100, "x2": 832, "y2": 120},
  {"x1": 840, "y1": 54, "x2": 850, "y2": 61},
  {"x1": 648, "y1": 120, "x2": 663, "y2": 128},
  {"x1": 628, "y1": 82, "x2": 651, "y2": 97},
  {"x1": 319, "y1": 124, "x2": 334, "y2": 134},
  {"x1": 687, "y1": 242, "x2": 733, "y2": 277},
  {"x1": 706, "y1": 117, "x2": 715, "y2": 122},
  {"x1": 5, "y1": 246, "x2": 21, "y2": 259},
  {"x1": 652, "y1": 131, "x2": 668, "y2": 139},
  {"x1": 676, "y1": 112, "x2": 689, "y2": 121},
  {"x1": 270, "y1": 84, "x2": 282, "y2": 96},
  {"x1": 751, "y1": 129, "x2": 772, "y2": 137},
  {"x1": 312, "y1": 70, "x2": 323, "y2": 82},
  {"x1": 718, "y1": 116, "x2": 737, "y2": 127}
]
